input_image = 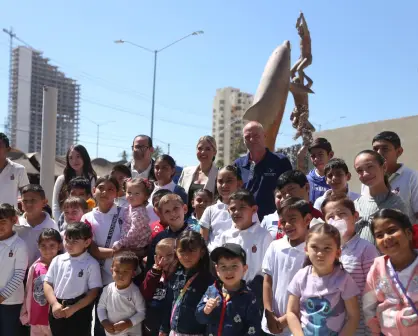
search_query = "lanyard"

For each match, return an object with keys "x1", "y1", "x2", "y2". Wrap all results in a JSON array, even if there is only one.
[
  {"x1": 170, "y1": 272, "x2": 199, "y2": 324},
  {"x1": 388, "y1": 260, "x2": 418, "y2": 316}
]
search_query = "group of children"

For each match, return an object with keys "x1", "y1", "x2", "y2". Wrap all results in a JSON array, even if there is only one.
[{"x1": 0, "y1": 130, "x2": 417, "y2": 335}]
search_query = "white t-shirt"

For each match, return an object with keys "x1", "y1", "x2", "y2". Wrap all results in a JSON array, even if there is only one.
[
  {"x1": 44, "y1": 251, "x2": 102, "y2": 299},
  {"x1": 0, "y1": 159, "x2": 29, "y2": 208},
  {"x1": 261, "y1": 238, "x2": 306, "y2": 336},
  {"x1": 14, "y1": 212, "x2": 58, "y2": 266},
  {"x1": 260, "y1": 211, "x2": 279, "y2": 239},
  {"x1": 97, "y1": 282, "x2": 146, "y2": 335},
  {"x1": 220, "y1": 223, "x2": 273, "y2": 282},
  {"x1": 0, "y1": 233, "x2": 28, "y2": 304},
  {"x1": 130, "y1": 161, "x2": 152, "y2": 179},
  {"x1": 200, "y1": 200, "x2": 260, "y2": 252},
  {"x1": 82, "y1": 205, "x2": 126, "y2": 285}
]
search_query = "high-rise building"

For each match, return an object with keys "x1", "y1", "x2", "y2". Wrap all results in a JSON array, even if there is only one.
[
  {"x1": 6, "y1": 46, "x2": 80, "y2": 156},
  {"x1": 212, "y1": 87, "x2": 253, "y2": 165}
]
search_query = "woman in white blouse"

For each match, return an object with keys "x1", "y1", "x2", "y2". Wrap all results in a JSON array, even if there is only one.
[{"x1": 178, "y1": 135, "x2": 218, "y2": 215}]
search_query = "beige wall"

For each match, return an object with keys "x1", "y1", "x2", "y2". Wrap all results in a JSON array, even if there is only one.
[{"x1": 315, "y1": 115, "x2": 418, "y2": 193}]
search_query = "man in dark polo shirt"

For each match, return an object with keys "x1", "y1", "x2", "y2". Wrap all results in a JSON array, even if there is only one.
[{"x1": 234, "y1": 122, "x2": 292, "y2": 221}]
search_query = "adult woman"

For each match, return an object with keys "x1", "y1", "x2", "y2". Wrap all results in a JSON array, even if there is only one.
[
  {"x1": 52, "y1": 144, "x2": 97, "y2": 220},
  {"x1": 178, "y1": 135, "x2": 218, "y2": 215}
]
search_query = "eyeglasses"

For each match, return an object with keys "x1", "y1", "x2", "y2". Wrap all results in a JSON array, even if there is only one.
[{"x1": 132, "y1": 145, "x2": 149, "y2": 151}]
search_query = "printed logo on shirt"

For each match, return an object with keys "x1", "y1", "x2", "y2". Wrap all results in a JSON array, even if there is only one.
[
  {"x1": 127, "y1": 297, "x2": 132, "y2": 301},
  {"x1": 33, "y1": 274, "x2": 47, "y2": 306},
  {"x1": 78, "y1": 269, "x2": 84, "y2": 277},
  {"x1": 10, "y1": 174, "x2": 14, "y2": 180},
  {"x1": 8, "y1": 250, "x2": 13, "y2": 257},
  {"x1": 264, "y1": 168, "x2": 276, "y2": 177},
  {"x1": 252, "y1": 244, "x2": 257, "y2": 253},
  {"x1": 393, "y1": 187, "x2": 400, "y2": 195},
  {"x1": 314, "y1": 186, "x2": 328, "y2": 192},
  {"x1": 272, "y1": 221, "x2": 278, "y2": 227},
  {"x1": 153, "y1": 287, "x2": 167, "y2": 301}
]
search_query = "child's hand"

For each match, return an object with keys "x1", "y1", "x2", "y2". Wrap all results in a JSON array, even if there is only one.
[
  {"x1": 266, "y1": 310, "x2": 283, "y2": 334},
  {"x1": 62, "y1": 305, "x2": 77, "y2": 318},
  {"x1": 0, "y1": 295, "x2": 5, "y2": 304},
  {"x1": 101, "y1": 319, "x2": 115, "y2": 334},
  {"x1": 204, "y1": 296, "x2": 220, "y2": 315},
  {"x1": 113, "y1": 320, "x2": 133, "y2": 332},
  {"x1": 52, "y1": 302, "x2": 65, "y2": 319}
]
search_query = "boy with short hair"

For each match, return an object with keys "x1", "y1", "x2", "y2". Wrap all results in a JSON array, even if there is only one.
[
  {"x1": 14, "y1": 184, "x2": 58, "y2": 266},
  {"x1": 363, "y1": 131, "x2": 418, "y2": 222},
  {"x1": 146, "y1": 194, "x2": 190, "y2": 270},
  {"x1": 110, "y1": 164, "x2": 132, "y2": 208},
  {"x1": 260, "y1": 187, "x2": 283, "y2": 239},
  {"x1": 313, "y1": 158, "x2": 360, "y2": 210},
  {"x1": 187, "y1": 188, "x2": 213, "y2": 232},
  {"x1": 149, "y1": 189, "x2": 173, "y2": 239},
  {"x1": 98, "y1": 251, "x2": 146, "y2": 336},
  {"x1": 61, "y1": 196, "x2": 88, "y2": 232},
  {"x1": 44, "y1": 222, "x2": 102, "y2": 336},
  {"x1": 262, "y1": 197, "x2": 311, "y2": 335},
  {"x1": 196, "y1": 243, "x2": 262, "y2": 335},
  {"x1": 306, "y1": 137, "x2": 334, "y2": 203},
  {"x1": 321, "y1": 194, "x2": 378, "y2": 336}
]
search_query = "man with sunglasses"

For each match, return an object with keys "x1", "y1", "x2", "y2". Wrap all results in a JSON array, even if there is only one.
[{"x1": 126, "y1": 135, "x2": 156, "y2": 180}]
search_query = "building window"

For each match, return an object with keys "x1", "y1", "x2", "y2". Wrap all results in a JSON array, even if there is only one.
[{"x1": 219, "y1": 100, "x2": 225, "y2": 104}]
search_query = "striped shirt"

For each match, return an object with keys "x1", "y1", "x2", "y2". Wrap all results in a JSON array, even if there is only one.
[
  {"x1": 341, "y1": 235, "x2": 379, "y2": 336},
  {"x1": 354, "y1": 192, "x2": 409, "y2": 244}
]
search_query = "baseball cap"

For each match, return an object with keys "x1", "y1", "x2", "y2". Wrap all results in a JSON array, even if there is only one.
[{"x1": 210, "y1": 243, "x2": 247, "y2": 265}]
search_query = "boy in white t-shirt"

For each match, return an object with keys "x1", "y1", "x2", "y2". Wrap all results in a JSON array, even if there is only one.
[
  {"x1": 262, "y1": 197, "x2": 311, "y2": 335},
  {"x1": 14, "y1": 184, "x2": 58, "y2": 265},
  {"x1": 260, "y1": 186, "x2": 283, "y2": 239}
]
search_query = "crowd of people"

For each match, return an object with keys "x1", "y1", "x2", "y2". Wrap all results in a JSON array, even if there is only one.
[{"x1": 0, "y1": 120, "x2": 417, "y2": 336}]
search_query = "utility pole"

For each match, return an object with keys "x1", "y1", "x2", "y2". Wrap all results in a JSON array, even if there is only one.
[
  {"x1": 167, "y1": 143, "x2": 170, "y2": 155},
  {"x1": 2, "y1": 28, "x2": 15, "y2": 137}
]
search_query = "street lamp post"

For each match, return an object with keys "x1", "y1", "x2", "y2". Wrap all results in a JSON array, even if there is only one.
[{"x1": 114, "y1": 31, "x2": 204, "y2": 141}]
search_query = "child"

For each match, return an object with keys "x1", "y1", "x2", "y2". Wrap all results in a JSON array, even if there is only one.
[
  {"x1": 14, "y1": 184, "x2": 58, "y2": 266},
  {"x1": 322, "y1": 194, "x2": 378, "y2": 335},
  {"x1": 363, "y1": 131, "x2": 418, "y2": 222},
  {"x1": 354, "y1": 150, "x2": 409, "y2": 243},
  {"x1": 20, "y1": 228, "x2": 62, "y2": 336},
  {"x1": 196, "y1": 243, "x2": 262, "y2": 335},
  {"x1": 200, "y1": 165, "x2": 258, "y2": 252},
  {"x1": 260, "y1": 187, "x2": 282, "y2": 239},
  {"x1": 98, "y1": 251, "x2": 146, "y2": 336},
  {"x1": 220, "y1": 190, "x2": 273, "y2": 299},
  {"x1": 61, "y1": 197, "x2": 88, "y2": 232},
  {"x1": 140, "y1": 238, "x2": 178, "y2": 336},
  {"x1": 146, "y1": 194, "x2": 189, "y2": 270},
  {"x1": 314, "y1": 158, "x2": 360, "y2": 210},
  {"x1": 287, "y1": 223, "x2": 360, "y2": 336},
  {"x1": 112, "y1": 178, "x2": 153, "y2": 252},
  {"x1": 149, "y1": 189, "x2": 173, "y2": 239},
  {"x1": 111, "y1": 164, "x2": 132, "y2": 208},
  {"x1": 0, "y1": 203, "x2": 28, "y2": 336},
  {"x1": 187, "y1": 188, "x2": 213, "y2": 232},
  {"x1": 160, "y1": 230, "x2": 214, "y2": 336},
  {"x1": 306, "y1": 138, "x2": 334, "y2": 203},
  {"x1": 262, "y1": 197, "x2": 312, "y2": 335},
  {"x1": 363, "y1": 209, "x2": 418, "y2": 334},
  {"x1": 44, "y1": 222, "x2": 102, "y2": 336}
]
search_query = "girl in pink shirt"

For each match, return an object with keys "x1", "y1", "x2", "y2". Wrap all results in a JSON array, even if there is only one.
[{"x1": 20, "y1": 228, "x2": 62, "y2": 336}]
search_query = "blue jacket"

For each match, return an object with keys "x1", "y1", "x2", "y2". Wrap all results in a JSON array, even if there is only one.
[
  {"x1": 196, "y1": 280, "x2": 262, "y2": 336},
  {"x1": 160, "y1": 267, "x2": 214, "y2": 334},
  {"x1": 307, "y1": 169, "x2": 330, "y2": 203}
]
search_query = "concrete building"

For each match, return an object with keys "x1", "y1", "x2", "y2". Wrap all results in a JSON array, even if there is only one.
[
  {"x1": 315, "y1": 115, "x2": 418, "y2": 193},
  {"x1": 6, "y1": 46, "x2": 80, "y2": 156},
  {"x1": 212, "y1": 87, "x2": 253, "y2": 164}
]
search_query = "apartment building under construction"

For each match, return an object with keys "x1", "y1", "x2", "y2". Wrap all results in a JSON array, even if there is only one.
[{"x1": 5, "y1": 46, "x2": 80, "y2": 156}]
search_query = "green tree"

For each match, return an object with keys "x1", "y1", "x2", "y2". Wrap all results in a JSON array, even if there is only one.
[
  {"x1": 230, "y1": 137, "x2": 247, "y2": 162},
  {"x1": 119, "y1": 150, "x2": 129, "y2": 162},
  {"x1": 152, "y1": 146, "x2": 164, "y2": 160},
  {"x1": 216, "y1": 159, "x2": 224, "y2": 168}
]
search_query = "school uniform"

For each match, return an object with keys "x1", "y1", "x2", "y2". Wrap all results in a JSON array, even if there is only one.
[
  {"x1": 260, "y1": 211, "x2": 279, "y2": 239},
  {"x1": 0, "y1": 158, "x2": 30, "y2": 208},
  {"x1": 44, "y1": 251, "x2": 102, "y2": 336}
]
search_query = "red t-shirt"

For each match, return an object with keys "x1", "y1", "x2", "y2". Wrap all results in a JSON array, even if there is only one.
[
  {"x1": 150, "y1": 221, "x2": 166, "y2": 239},
  {"x1": 30, "y1": 262, "x2": 49, "y2": 326}
]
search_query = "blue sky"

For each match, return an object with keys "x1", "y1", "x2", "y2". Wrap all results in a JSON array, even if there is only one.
[{"x1": 0, "y1": 0, "x2": 417, "y2": 166}]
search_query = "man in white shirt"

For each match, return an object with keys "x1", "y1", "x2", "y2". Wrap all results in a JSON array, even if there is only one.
[
  {"x1": 126, "y1": 135, "x2": 156, "y2": 180},
  {"x1": 0, "y1": 133, "x2": 30, "y2": 208}
]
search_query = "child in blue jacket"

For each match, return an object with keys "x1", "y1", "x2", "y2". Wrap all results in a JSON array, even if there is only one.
[{"x1": 196, "y1": 243, "x2": 262, "y2": 336}]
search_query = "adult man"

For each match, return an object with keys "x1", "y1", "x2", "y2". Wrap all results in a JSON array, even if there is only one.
[
  {"x1": 0, "y1": 133, "x2": 30, "y2": 207},
  {"x1": 126, "y1": 135, "x2": 156, "y2": 180},
  {"x1": 235, "y1": 122, "x2": 292, "y2": 221}
]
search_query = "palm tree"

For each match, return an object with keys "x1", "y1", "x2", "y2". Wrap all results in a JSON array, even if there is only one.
[
  {"x1": 152, "y1": 146, "x2": 164, "y2": 159},
  {"x1": 119, "y1": 150, "x2": 129, "y2": 162}
]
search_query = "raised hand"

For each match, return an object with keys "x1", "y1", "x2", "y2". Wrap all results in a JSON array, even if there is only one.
[{"x1": 204, "y1": 296, "x2": 221, "y2": 315}]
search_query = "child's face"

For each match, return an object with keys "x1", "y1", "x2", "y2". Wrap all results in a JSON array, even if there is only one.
[
  {"x1": 306, "y1": 233, "x2": 341, "y2": 273},
  {"x1": 279, "y1": 208, "x2": 310, "y2": 245},
  {"x1": 0, "y1": 217, "x2": 16, "y2": 240},
  {"x1": 155, "y1": 245, "x2": 176, "y2": 271},
  {"x1": 111, "y1": 260, "x2": 135, "y2": 289},
  {"x1": 39, "y1": 238, "x2": 60, "y2": 263},
  {"x1": 126, "y1": 183, "x2": 148, "y2": 207},
  {"x1": 63, "y1": 206, "x2": 84, "y2": 224},
  {"x1": 325, "y1": 168, "x2": 350, "y2": 192},
  {"x1": 94, "y1": 181, "x2": 118, "y2": 207},
  {"x1": 310, "y1": 148, "x2": 332, "y2": 173},
  {"x1": 217, "y1": 169, "x2": 241, "y2": 201},
  {"x1": 69, "y1": 188, "x2": 90, "y2": 200},
  {"x1": 111, "y1": 171, "x2": 129, "y2": 196},
  {"x1": 176, "y1": 246, "x2": 203, "y2": 270},
  {"x1": 373, "y1": 219, "x2": 412, "y2": 258},
  {"x1": 354, "y1": 154, "x2": 386, "y2": 188},
  {"x1": 159, "y1": 201, "x2": 186, "y2": 229},
  {"x1": 154, "y1": 159, "x2": 175, "y2": 185},
  {"x1": 215, "y1": 257, "x2": 248, "y2": 289},
  {"x1": 192, "y1": 193, "x2": 212, "y2": 213},
  {"x1": 21, "y1": 192, "x2": 47, "y2": 216},
  {"x1": 0, "y1": 139, "x2": 9, "y2": 161},
  {"x1": 274, "y1": 190, "x2": 283, "y2": 210},
  {"x1": 323, "y1": 201, "x2": 358, "y2": 239},
  {"x1": 64, "y1": 236, "x2": 91, "y2": 257},
  {"x1": 372, "y1": 140, "x2": 402, "y2": 167},
  {"x1": 68, "y1": 149, "x2": 84, "y2": 173},
  {"x1": 228, "y1": 199, "x2": 257, "y2": 230},
  {"x1": 279, "y1": 183, "x2": 308, "y2": 201}
]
